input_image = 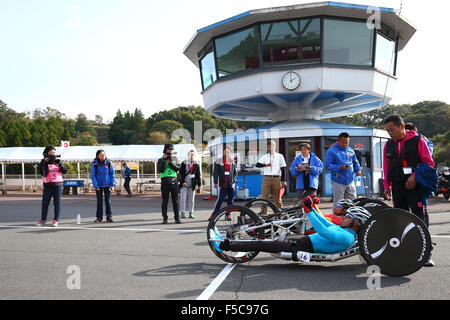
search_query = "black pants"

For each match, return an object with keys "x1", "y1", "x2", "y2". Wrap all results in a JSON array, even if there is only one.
[
  {"x1": 161, "y1": 183, "x2": 179, "y2": 220},
  {"x1": 41, "y1": 185, "x2": 62, "y2": 221},
  {"x1": 124, "y1": 177, "x2": 131, "y2": 195},
  {"x1": 96, "y1": 187, "x2": 112, "y2": 220},
  {"x1": 392, "y1": 182, "x2": 428, "y2": 227}
]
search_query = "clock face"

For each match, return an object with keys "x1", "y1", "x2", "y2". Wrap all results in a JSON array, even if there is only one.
[{"x1": 282, "y1": 71, "x2": 301, "y2": 91}]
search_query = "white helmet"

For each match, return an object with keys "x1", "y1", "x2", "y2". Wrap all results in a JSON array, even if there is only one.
[
  {"x1": 337, "y1": 199, "x2": 355, "y2": 210},
  {"x1": 345, "y1": 206, "x2": 372, "y2": 226}
]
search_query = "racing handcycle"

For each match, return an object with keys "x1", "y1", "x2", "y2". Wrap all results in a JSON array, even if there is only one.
[{"x1": 207, "y1": 197, "x2": 432, "y2": 277}]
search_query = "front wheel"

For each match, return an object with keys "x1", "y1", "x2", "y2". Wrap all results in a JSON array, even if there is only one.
[
  {"x1": 207, "y1": 205, "x2": 265, "y2": 264},
  {"x1": 358, "y1": 207, "x2": 432, "y2": 277}
]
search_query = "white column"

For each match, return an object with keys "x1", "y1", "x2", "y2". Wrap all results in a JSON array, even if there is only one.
[
  {"x1": 1, "y1": 162, "x2": 6, "y2": 194},
  {"x1": 77, "y1": 163, "x2": 81, "y2": 180},
  {"x1": 154, "y1": 161, "x2": 157, "y2": 179},
  {"x1": 137, "y1": 163, "x2": 140, "y2": 194},
  {"x1": 22, "y1": 162, "x2": 25, "y2": 191}
]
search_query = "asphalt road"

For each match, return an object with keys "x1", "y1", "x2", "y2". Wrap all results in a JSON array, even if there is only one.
[{"x1": 0, "y1": 192, "x2": 449, "y2": 300}]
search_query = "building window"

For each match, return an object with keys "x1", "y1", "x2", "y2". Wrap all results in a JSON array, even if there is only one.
[
  {"x1": 200, "y1": 44, "x2": 217, "y2": 90},
  {"x1": 215, "y1": 26, "x2": 260, "y2": 77},
  {"x1": 323, "y1": 18, "x2": 374, "y2": 66},
  {"x1": 261, "y1": 18, "x2": 321, "y2": 67},
  {"x1": 375, "y1": 32, "x2": 397, "y2": 75}
]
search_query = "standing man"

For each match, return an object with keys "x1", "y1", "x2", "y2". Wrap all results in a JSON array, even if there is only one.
[
  {"x1": 179, "y1": 150, "x2": 201, "y2": 219},
  {"x1": 212, "y1": 145, "x2": 237, "y2": 219},
  {"x1": 383, "y1": 115, "x2": 435, "y2": 266},
  {"x1": 122, "y1": 162, "x2": 132, "y2": 197},
  {"x1": 157, "y1": 144, "x2": 181, "y2": 224},
  {"x1": 325, "y1": 132, "x2": 362, "y2": 210},
  {"x1": 290, "y1": 143, "x2": 323, "y2": 199},
  {"x1": 256, "y1": 140, "x2": 287, "y2": 212}
]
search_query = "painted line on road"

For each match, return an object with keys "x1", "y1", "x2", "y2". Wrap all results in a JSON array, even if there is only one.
[
  {"x1": 0, "y1": 225, "x2": 203, "y2": 233},
  {"x1": 197, "y1": 263, "x2": 236, "y2": 300}
]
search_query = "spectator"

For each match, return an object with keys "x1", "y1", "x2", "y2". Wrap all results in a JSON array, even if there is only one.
[
  {"x1": 157, "y1": 144, "x2": 181, "y2": 224},
  {"x1": 256, "y1": 140, "x2": 287, "y2": 212},
  {"x1": 290, "y1": 142, "x2": 323, "y2": 199},
  {"x1": 325, "y1": 132, "x2": 362, "y2": 210},
  {"x1": 405, "y1": 123, "x2": 434, "y2": 155},
  {"x1": 212, "y1": 145, "x2": 237, "y2": 219},
  {"x1": 179, "y1": 150, "x2": 201, "y2": 219},
  {"x1": 91, "y1": 150, "x2": 116, "y2": 223},
  {"x1": 122, "y1": 162, "x2": 132, "y2": 197},
  {"x1": 36, "y1": 146, "x2": 67, "y2": 227},
  {"x1": 383, "y1": 114, "x2": 435, "y2": 266}
]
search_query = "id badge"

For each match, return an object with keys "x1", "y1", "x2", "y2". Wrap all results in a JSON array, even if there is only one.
[
  {"x1": 225, "y1": 171, "x2": 230, "y2": 176},
  {"x1": 403, "y1": 167, "x2": 413, "y2": 175},
  {"x1": 190, "y1": 174, "x2": 195, "y2": 179}
]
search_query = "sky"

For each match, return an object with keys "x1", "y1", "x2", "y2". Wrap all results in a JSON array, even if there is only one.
[{"x1": 0, "y1": 0, "x2": 449, "y2": 122}]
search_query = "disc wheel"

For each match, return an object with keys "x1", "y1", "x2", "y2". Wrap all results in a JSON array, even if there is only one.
[
  {"x1": 207, "y1": 205, "x2": 265, "y2": 264},
  {"x1": 356, "y1": 198, "x2": 389, "y2": 209},
  {"x1": 359, "y1": 208, "x2": 432, "y2": 277}
]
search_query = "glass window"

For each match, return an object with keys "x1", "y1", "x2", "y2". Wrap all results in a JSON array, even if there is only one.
[
  {"x1": 200, "y1": 45, "x2": 217, "y2": 90},
  {"x1": 323, "y1": 19, "x2": 374, "y2": 66},
  {"x1": 375, "y1": 32, "x2": 396, "y2": 75},
  {"x1": 372, "y1": 137, "x2": 382, "y2": 169},
  {"x1": 324, "y1": 137, "x2": 371, "y2": 169},
  {"x1": 261, "y1": 18, "x2": 320, "y2": 66},
  {"x1": 215, "y1": 26, "x2": 260, "y2": 77}
]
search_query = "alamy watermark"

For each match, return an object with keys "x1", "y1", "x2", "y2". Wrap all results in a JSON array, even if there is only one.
[{"x1": 66, "y1": 265, "x2": 81, "y2": 290}]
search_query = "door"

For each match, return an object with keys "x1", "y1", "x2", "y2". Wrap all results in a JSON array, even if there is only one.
[{"x1": 286, "y1": 139, "x2": 315, "y2": 194}]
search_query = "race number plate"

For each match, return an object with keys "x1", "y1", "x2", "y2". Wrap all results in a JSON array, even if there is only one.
[{"x1": 297, "y1": 251, "x2": 311, "y2": 263}]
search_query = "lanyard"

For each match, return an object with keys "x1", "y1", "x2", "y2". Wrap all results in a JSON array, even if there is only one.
[{"x1": 188, "y1": 161, "x2": 194, "y2": 174}]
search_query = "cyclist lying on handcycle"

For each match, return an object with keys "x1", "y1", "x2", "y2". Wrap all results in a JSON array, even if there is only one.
[{"x1": 212, "y1": 195, "x2": 371, "y2": 256}]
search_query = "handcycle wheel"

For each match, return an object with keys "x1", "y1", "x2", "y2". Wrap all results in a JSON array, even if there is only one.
[
  {"x1": 207, "y1": 205, "x2": 265, "y2": 264},
  {"x1": 245, "y1": 198, "x2": 280, "y2": 217},
  {"x1": 356, "y1": 198, "x2": 389, "y2": 209},
  {"x1": 359, "y1": 207, "x2": 432, "y2": 277}
]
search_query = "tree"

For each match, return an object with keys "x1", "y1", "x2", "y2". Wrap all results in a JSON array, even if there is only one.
[
  {"x1": 146, "y1": 131, "x2": 170, "y2": 145},
  {"x1": 149, "y1": 120, "x2": 184, "y2": 136},
  {"x1": 72, "y1": 132, "x2": 98, "y2": 146},
  {"x1": 95, "y1": 114, "x2": 103, "y2": 126},
  {"x1": 75, "y1": 113, "x2": 94, "y2": 135}
]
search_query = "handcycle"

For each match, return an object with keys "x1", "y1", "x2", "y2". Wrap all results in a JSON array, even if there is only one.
[{"x1": 207, "y1": 197, "x2": 432, "y2": 277}]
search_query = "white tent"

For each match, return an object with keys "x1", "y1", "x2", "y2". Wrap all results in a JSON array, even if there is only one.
[{"x1": 0, "y1": 144, "x2": 200, "y2": 192}]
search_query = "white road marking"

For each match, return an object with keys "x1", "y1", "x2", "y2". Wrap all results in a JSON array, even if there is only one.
[
  {"x1": 197, "y1": 263, "x2": 236, "y2": 301},
  {"x1": 0, "y1": 225, "x2": 203, "y2": 233}
]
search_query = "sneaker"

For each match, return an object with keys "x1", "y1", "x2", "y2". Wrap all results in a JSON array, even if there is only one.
[
  {"x1": 162, "y1": 220, "x2": 168, "y2": 224},
  {"x1": 180, "y1": 212, "x2": 186, "y2": 219},
  {"x1": 94, "y1": 219, "x2": 103, "y2": 223},
  {"x1": 189, "y1": 212, "x2": 196, "y2": 219},
  {"x1": 209, "y1": 227, "x2": 225, "y2": 253},
  {"x1": 36, "y1": 219, "x2": 47, "y2": 227},
  {"x1": 424, "y1": 257, "x2": 435, "y2": 267},
  {"x1": 175, "y1": 219, "x2": 182, "y2": 224},
  {"x1": 52, "y1": 220, "x2": 58, "y2": 227},
  {"x1": 106, "y1": 218, "x2": 114, "y2": 223}
]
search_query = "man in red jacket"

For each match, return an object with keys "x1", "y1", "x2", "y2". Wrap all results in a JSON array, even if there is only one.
[{"x1": 383, "y1": 114, "x2": 435, "y2": 266}]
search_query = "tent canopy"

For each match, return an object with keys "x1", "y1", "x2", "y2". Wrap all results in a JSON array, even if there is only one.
[{"x1": 0, "y1": 144, "x2": 199, "y2": 164}]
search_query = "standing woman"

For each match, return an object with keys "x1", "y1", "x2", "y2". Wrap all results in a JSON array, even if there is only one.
[
  {"x1": 91, "y1": 150, "x2": 116, "y2": 223},
  {"x1": 179, "y1": 150, "x2": 201, "y2": 219},
  {"x1": 36, "y1": 146, "x2": 67, "y2": 227}
]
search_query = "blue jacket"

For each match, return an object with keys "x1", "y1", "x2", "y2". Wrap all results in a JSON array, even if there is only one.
[
  {"x1": 290, "y1": 152, "x2": 323, "y2": 190},
  {"x1": 414, "y1": 162, "x2": 438, "y2": 205},
  {"x1": 91, "y1": 159, "x2": 116, "y2": 188},
  {"x1": 325, "y1": 144, "x2": 361, "y2": 186},
  {"x1": 123, "y1": 167, "x2": 131, "y2": 178},
  {"x1": 420, "y1": 134, "x2": 434, "y2": 156}
]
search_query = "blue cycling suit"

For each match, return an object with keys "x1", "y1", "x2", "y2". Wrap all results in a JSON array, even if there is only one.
[{"x1": 307, "y1": 209, "x2": 356, "y2": 254}]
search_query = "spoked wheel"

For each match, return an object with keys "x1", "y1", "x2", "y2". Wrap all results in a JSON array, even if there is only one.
[
  {"x1": 245, "y1": 198, "x2": 280, "y2": 217},
  {"x1": 359, "y1": 208, "x2": 432, "y2": 277},
  {"x1": 207, "y1": 205, "x2": 265, "y2": 264}
]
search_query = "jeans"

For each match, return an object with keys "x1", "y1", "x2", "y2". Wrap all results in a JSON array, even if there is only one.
[
  {"x1": 96, "y1": 187, "x2": 112, "y2": 220},
  {"x1": 161, "y1": 183, "x2": 179, "y2": 220},
  {"x1": 41, "y1": 185, "x2": 63, "y2": 221},
  {"x1": 213, "y1": 187, "x2": 235, "y2": 214}
]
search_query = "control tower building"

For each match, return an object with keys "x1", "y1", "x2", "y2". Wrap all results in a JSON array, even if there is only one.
[{"x1": 183, "y1": 2, "x2": 416, "y2": 197}]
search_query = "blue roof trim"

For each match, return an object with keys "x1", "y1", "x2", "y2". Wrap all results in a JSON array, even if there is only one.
[
  {"x1": 197, "y1": 11, "x2": 251, "y2": 33},
  {"x1": 327, "y1": 2, "x2": 394, "y2": 13}
]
